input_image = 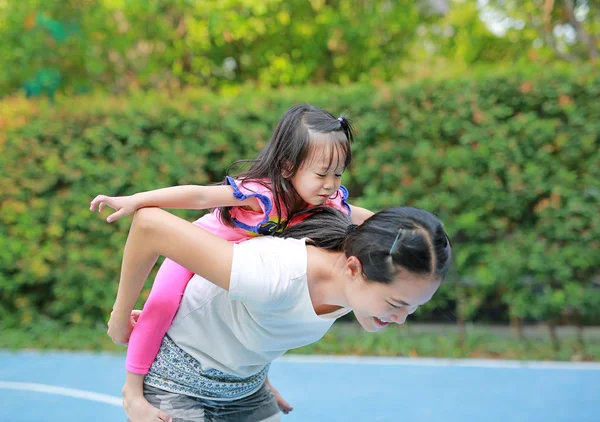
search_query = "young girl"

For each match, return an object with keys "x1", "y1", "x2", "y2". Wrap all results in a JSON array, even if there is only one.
[
  {"x1": 90, "y1": 104, "x2": 373, "y2": 418},
  {"x1": 108, "y1": 205, "x2": 452, "y2": 422}
]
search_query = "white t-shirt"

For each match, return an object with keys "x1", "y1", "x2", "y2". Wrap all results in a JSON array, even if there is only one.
[{"x1": 165, "y1": 236, "x2": 351, "y2": 379}]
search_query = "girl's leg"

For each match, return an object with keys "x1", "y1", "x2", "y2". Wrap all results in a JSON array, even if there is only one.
[
  {"x1": 115, "y1": 211, "x2": 207, "y2": 421},
  {"x1": 122, "y1": 260, "x2": 194, "y2": 422},
  {"x1": 126, "y1": 258, "x2": 193, "y2": 374}
]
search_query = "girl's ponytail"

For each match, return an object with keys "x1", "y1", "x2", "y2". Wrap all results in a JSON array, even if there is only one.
[{"x1": 337, "y1": 116, "x2": 354, "y2": 144}]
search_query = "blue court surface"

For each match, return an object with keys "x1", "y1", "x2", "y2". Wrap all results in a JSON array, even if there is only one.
[{"x1": 1, "y1": 351, "x2": 598, "y2": 422}]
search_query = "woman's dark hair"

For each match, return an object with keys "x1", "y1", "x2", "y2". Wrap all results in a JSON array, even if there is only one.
[
  {"x1": 218, "y1": 104, "x2": 354, "y2": 232},
  {"x1": 277, "y1": 206, "x2": 452, "y2": 284}
]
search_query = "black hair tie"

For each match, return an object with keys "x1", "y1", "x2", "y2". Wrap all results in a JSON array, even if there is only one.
[{"x1": 346, "y1": 224, "x2": 358, "y2": 236}]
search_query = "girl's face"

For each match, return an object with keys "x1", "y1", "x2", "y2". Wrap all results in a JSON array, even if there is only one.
[
  {"x1": 343, "y1": 258, "x2": 441, "y2": 332},
  {"x1": 289, "y1": 144, "x2": 346, "y2": 207}
]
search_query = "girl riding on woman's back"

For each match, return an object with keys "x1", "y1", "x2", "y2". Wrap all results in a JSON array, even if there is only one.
[{"x1": 90, "y1": 104, "x2": 373, "y2": 421}]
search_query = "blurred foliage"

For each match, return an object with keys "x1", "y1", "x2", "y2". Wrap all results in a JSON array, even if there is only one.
[
  {"x1": 1, "y1": 65, "x2": 598, "y2": 332},
  {"x1": 1, "y1": 321, "x2": 599, "y2": 361},
  {"x1": 2, "y1": 0, "x2": 599, "y2": 96},
  {"x1": 0, "y1": 0, "x2": 439, "y2": 96},
  {"x1": 482, "y1": 0, "x2": 600, "y2": 62},
  {"x1": 405, "y1": 0, "x2": 600, "y2": 79},
  {"x1": 353, "y1": 66, "x2": 600, "y2": 329},
  {"x1": 295, "y1": 323, "x2": 600, "y2": 361}
]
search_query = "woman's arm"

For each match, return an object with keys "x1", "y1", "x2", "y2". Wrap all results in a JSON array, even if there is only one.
[
  {"x1": 349, "y1": 204, "x2": 374, "y2": 225},
  {"x1": 90, "y1": 185, "x2": 260, "y2": 222},
  {"x1": 110, "y1": 207, "x2": 234, "y2": 321}
]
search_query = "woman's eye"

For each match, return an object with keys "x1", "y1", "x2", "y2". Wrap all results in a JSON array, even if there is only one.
[
  {"x1": 388, "y1": 302, "x2": 402, "y2": 309},
  {"x1": 316, "y1": 173, "x2": 326, "y2": 178},
  {"x1": 335, "y1": 174, "x2": 343, "y2": 178}
]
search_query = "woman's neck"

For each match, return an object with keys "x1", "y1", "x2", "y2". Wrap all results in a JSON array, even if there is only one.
[{"x1": 305, "y1": 245, "x2": 349, "y2": 314}]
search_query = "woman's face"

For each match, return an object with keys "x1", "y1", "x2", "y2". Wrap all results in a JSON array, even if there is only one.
[{"x1": 344, "y1": 259, "x2": 441, "y2": 332}]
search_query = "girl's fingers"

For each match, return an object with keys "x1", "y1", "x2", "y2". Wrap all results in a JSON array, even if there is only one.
[
  {"x1": 90, "y1": 195, "x2": 106, "y2": 211},
  {"x1": 107, "y1": 208, "x2": 127, "y2": 222},
  {"x1": 107, "y1": 211, "x2": 118, "y2": 222},
  {"x1": 130, "y1": 310, "x2": 142, "y2": 324}
]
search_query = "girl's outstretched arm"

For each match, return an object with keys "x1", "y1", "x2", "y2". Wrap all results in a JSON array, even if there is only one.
[
  {"x1": 109, "y1": 207, "x2": 234, "y2": 339},
  {"x1": 90, "y1": 185, "x2": 260, "y2": 223}
]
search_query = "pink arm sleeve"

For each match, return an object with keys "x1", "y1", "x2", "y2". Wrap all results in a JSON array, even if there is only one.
[{"x1": 125, "y1": 258, "x2": 193, "y2": 374}]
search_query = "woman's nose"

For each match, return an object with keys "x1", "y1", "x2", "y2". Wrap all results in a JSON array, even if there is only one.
[{"x1": 391, "y1": 308, "x2": 409, "y2": 325}]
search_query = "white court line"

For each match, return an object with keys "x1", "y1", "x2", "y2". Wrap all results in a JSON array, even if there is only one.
[
  {"x1": 0, "y1": 382, "x2": 122, "y2": 406},
  {"x1": 278, "y1": 354, "x2": 600, "y2": 370}
]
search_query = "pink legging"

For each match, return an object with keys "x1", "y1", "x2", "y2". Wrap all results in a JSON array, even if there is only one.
[{"x1": 125, "y1": 258, "x2": 193, "y2": 374}]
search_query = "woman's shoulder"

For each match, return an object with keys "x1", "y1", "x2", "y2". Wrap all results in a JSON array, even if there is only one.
[
  {"x1": 241, "y1": 236, "x2": 306, "y2": 257},
  {"x1": 234, "y1": 237, "x2": 307, "y2": 277},
  {"x1": 229, "y1": 237, "x2": 308, "y2": 306}
]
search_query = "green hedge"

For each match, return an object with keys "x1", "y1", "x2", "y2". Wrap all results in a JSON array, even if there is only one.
[{"x1": 1, "y1": 66, "x2": 599, "y2": 330}]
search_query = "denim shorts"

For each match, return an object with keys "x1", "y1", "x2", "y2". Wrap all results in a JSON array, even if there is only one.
[{"x1": 131, "y1": 382, "x2": 281, "y2": 422}]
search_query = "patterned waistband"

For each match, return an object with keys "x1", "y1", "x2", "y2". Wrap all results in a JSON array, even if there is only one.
[{"x1": 144, "y1": 335, "x2": 269, "y2": 400}]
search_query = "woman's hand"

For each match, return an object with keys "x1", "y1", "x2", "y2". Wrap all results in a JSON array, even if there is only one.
[
  {"x1": 122, "y1": 373, "x2": 173, "y2": 422},
  {"x1": 90, "y1": 194, "x2": 139, "y2": 222},
  {"x1": 266, "y1": 376, "x2": 294, "y2": 414},
  {"x1": 123, "y1": 394, "x2": 172, "y2": 422}
]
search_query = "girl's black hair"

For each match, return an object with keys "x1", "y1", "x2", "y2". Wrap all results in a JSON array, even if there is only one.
[
  {"x1": 277, "y1": 206, "x2": 452, "y2": 283},
  {"x1": 218, "y1": 104, "x2": 354, "y2": 232}
]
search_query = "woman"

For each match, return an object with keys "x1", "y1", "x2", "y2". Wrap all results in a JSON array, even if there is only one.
[{"x1": 108, "y1": 206, "x2": 452, "y2": 421}]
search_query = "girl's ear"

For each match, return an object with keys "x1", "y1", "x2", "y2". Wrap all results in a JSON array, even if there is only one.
[{"x1": 281, "y1": 161, "x2": 294, "y2": 179}]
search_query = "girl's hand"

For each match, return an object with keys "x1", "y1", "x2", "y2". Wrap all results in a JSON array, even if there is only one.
[
  {"x1": 107, "y1": 310, "x2": 140, "y2": 345},
  {"x1": 90, "y1": 194, "x2": 139, "y2": 223},
  {"x1": 130, "y1": 309, "x2": 142, "y2": 324}
]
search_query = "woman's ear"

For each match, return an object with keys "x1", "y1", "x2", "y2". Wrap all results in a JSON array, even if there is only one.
[{"x1": 345, "y1": 256, "x2": 363, "y2": 280}]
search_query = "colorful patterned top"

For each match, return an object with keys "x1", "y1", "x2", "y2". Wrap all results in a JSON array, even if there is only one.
[{"x1": 193, "y1": 177, "x2": 351, "y2": 242}]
